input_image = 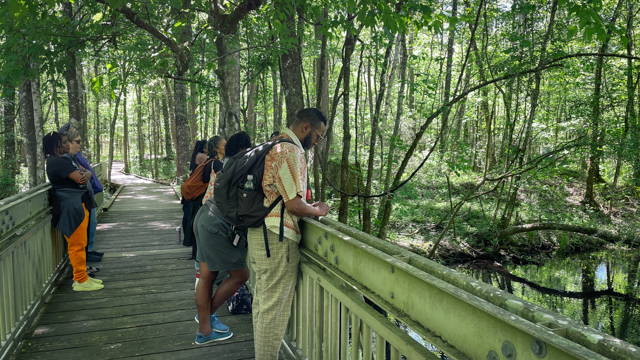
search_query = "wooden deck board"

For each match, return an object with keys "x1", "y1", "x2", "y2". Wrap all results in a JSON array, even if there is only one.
[{"x1": 14, "y1": 164, "x2": 254, "y2": 359}]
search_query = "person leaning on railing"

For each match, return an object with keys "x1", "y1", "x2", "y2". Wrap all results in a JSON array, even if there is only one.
[
  {"x1": 59, "y1": 123, "x2": 105, "y2": 264},
  {"x1": 43, "y1": 131, "x2": 104, "y2": 292}
]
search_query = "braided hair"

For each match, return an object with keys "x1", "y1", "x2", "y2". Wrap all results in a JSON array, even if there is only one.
[{"x1": 43, "y1": 131, "x2": 63, "y2": 158}]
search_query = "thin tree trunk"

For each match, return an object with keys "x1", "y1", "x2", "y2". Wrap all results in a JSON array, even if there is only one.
[
  {"x1": 362, "y1": 41, "x2": 394, "y2": 234},
  {"x1": 1, "y1": 86, "x2": 18, "y2": 198},
  {"x1": 161, "y1": 90, "x2": 174, "y2": 159},
  {"x1": 189, "y1": 82, "x2": 197, "y2": 146},
  {"x1": 153, "y1": 95, "x2": 159, "y2": 179},
  {"x1": 500, "y1": 0, "x2": 558, "y2": 228},
  {"x1": 63, "y1": 2, "x2": 82, "y2": 132},
  {"x1": 204, "y1": 96, "x2": 210, "y2": 140},
  {"x1": 108, "y1": 83, "x2": 125, "y2": 185},
  {"x1": 122, "y1": 85, "x2": 130, "y2": 173},
  {"x1": 78, "y1": 59, "x2": 87, "y2": 141},
  {"x1": 52, "y1": 76, "x2": 60, "y2": 129},
  {"x1": 337, "y1": 27, "x2": 357, "y2": 223},
  {"x1": 30, "y1": 63, "x2": 45, "y2": 185},
  {"x1": 271, "y1": 66, "x2": 281, "y2": 132},
  {"x1": 136, "y1": 84, "x2": 144, "y2": 169},
  {"x1": 247, "y1": 81, "x2": 257, "y2": 139},
  {"x1": 378, "y1": 31, "x2": 408, "y2": 240},
  {"x1": 163, "y1": 79, "x2": 177, "y2": 153},
  {"x1": 19, "y1": 78, "x2": 37, "y2": 189},
  {"x1": 439, "y1": 0, "x2": 458, "y2": 152},
  {"x1": 313, "y1": 8, "x2": 328, "y2": 201},
  {"x1": 584, "y1": 0, "x2": 623, "y2": 207}
]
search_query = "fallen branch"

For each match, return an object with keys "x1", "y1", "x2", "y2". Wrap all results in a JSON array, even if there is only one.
[{"x1": 496, "y1": 222, "x2": 637, "y2": 245}]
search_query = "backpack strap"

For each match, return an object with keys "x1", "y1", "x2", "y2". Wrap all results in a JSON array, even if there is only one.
[{"x1": 261, "y1": 195, "x2": 284, "y2": 258}]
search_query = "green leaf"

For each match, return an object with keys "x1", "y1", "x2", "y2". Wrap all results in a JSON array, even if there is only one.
[
  {"x1": 584, "y1": 26, "x2": 595, "y2": 41},
  {"x1": 92, "y1": 12, "x2": 103, "y2": 22},
  {"x1": 174, "y1": 21, "x2": 182, "y2": 27},
  {"x1": 105, "y1": 0, "x2": 124, "y2": 9},
  {"x1": 567, "y1": 25, "x2": 577, "y2": 40},
  {"x1": 520, "y1": 39, "x2": 531, "y2": 48}
]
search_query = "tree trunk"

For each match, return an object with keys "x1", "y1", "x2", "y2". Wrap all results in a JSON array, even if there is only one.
[
  {"x1": 175, "y1": 78, "x2": 191, "y2": 177},
  {"x1": 337, "y1": 27, "x2": 357, "y2": 223},
  {"x1": 123, "y1": 84, "x2": 130, "y2": 173},
  {"x1": 279, "y1": 4, "x2": 305, "y2": 127},
  {"x1": 215, "y1": 34, "x2": 242, "y2": 139},
  {"x1": 30, "y1": 64, "x2": 45, "y2": 185},
  {"x1": 153, "y1": 95, "x2": 159, "y2": 179},
  {"x1": 163, "y1": 79, "x2": 178, "y2": 153},
  {"x1": 583, "y1": 0, "x2": 623, "y2": 207},
  {"x1": 63, "y1": 2, "x2": 82, "y2": 132},
  {"x1": 204, "y1": 97, "x2": 210, "y2": 139},
  {"x1": 247, "y1": 81, "x2": 257, "y2": 139},
  {"x1": 1, "y1": 86, "x2": 18, "y2": 199},
  {"x1": 52, "y1": 76, "x2": 60, "y2": 129},
  {"x1": 500, "y1": 0, "x2": 558, "y2": 228},
  {"x1": 93, "y1": 63, "x2": 101, "y2": 162},
  {"x1": 378, "y1": 31, "x2": 408, "y2": 240},
  {"x1": 107, "y1": 85, "x2": 124, "y2": 185},
  {"x1": 614, "y1": 4, "x2": 636, "y2": 188},
  {"x1": 362, "y1": 41, "x2": 394, "y2": 234},
  {"x1": 78, "y1": 59, "x2": 87, "y2": 141},
  {"x1": 439, "y1": 0, "x2": 458, "y2": 153},
  {"x1": 271, "y1": 66, "x2": 282, "y2": 132},
  {"x1": 189, "y1": 82, "x2": 197, "y2": 146},
  {"x1": 313, "y1": 10, "x2": 328, "y2": 201},
  {"x1": 161, "y1": 89, "x2": 175, "y2": 160},
  {"x1": 19, "y1": 78, "x2": 38, "y2": 189},
  {"x1": 136, "y1": 84, "x2": 145, "y2": 169}
]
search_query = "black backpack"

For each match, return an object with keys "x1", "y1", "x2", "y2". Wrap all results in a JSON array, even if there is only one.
[{"x1": 205, "y1": 138, "x2": 297, "y2": 257}]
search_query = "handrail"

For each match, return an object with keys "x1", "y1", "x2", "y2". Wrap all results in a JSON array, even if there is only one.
[
  {"x1": 275, "y1": 218, "x2": 640, "y2": 360},
  {"x1": 0, "y1": 161, "x2": 107, "y2": 360}
]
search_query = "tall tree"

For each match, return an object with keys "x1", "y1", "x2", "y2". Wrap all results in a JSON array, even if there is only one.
[
  {"x1": 1, "y1": 86, "x2": 18, "y2": 198},
  {"x1": 19, "y1": 78, "x2": 38, "y2": 189}
]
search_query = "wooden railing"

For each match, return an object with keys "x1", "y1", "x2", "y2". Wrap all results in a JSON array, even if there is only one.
[
  {"x1": 0, "y1": 162, "x2": 106, "y2": 360},
  {"x1": 272, "y1": 217, "x2": 640, "y2": 360}
]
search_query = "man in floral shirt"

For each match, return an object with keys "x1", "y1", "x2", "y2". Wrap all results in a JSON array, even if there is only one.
[{"x1": 247, "y1": 108, "x2": 329, "y2": 359}]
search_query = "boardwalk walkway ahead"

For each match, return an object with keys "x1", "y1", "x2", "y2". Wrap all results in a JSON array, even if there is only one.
[{"x1": 14, "y1": 164, "x2": 254, "y2": 360}]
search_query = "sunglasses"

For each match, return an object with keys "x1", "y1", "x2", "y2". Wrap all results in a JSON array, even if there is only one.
[{"x1": 72, "y1": 139, "x2": 82, "y2": 144}]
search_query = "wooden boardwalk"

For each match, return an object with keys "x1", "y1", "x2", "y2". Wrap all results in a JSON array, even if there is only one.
[{"x1": 13, "y1": 164, "x2": 254, "y2": 360}]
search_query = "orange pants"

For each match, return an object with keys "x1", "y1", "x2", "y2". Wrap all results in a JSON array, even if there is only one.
[{"x1": 64, "y1": 204, "x2": 89, "y2": 283}]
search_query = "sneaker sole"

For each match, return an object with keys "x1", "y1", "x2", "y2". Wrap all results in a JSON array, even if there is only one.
[
  {"x1": 194, "y1": 315, "x2": 229, "y2": 333},
  {"x1": 195, "y1": 332, "x2": 233, "y2": 345},
  {"x1": 73, "y1": 286, "x2": 104, "y2": 292}
]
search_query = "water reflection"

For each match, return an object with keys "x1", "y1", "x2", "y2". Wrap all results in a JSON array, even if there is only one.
[{"x1": 454, "y1": 250, "x2": 640, "y2": 346}]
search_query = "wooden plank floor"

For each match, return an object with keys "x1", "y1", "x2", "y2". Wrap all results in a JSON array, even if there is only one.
[{"x1": 14, "y1": 163, "x2": 254, "y2": 359}]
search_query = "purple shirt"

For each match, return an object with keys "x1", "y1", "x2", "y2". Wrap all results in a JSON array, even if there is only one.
[{"x1": 75, "y1": 152, "x2": 104, "y2": 194}]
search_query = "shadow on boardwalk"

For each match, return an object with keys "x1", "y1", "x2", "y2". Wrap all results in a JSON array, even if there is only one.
[{"x1": 14, "y1": 162, "x2": 254, "y2": 360}]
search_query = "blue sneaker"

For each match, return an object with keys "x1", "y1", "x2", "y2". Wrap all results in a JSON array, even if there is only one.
[
  {"x1": 194, "y1": 313, "x2": 230, "y2": 333},
  {"x1": 195, "y1": 330, "x2": 233, "y2": 345}
]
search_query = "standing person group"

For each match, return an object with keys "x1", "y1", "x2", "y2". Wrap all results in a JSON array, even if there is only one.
[
  {"x1": 191, "y1": 108, "x2": 329, "y2": 360},
  {"x1": 43, "y1": 130, "x2": 104, "y2": 292}
]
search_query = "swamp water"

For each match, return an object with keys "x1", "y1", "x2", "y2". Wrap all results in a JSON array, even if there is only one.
[{"x1": 454, "y1": 249, "x2": 640, "y2": 346}]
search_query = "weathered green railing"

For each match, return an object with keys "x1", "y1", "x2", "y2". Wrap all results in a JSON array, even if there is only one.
[
  {"x1": 276, "y1": 217, "x2": 640, "y2": 360},
  {"x1": 0, "y1": 162, "x2": 106, "y2": 360}
]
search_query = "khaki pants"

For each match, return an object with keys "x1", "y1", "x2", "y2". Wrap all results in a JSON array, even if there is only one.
[{"x1": 248, "y1": 228, "x2": 299, "y2": 360}]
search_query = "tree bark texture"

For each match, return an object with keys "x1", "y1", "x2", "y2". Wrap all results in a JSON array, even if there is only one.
[
  {"x1": 278, "y1": 3, "x2": 305, "y2": 127},
  {"x1": 378, "y1": 31, "x2": 408, "y2": 240},
  {"x1": 175, "y1": 78, "x2": 191, "y2": 177},
  {"x1": 440, "y1": 0, "x2": 458, "y2": 152},
  {"x1": 161, "y1": 90, "x2": 175, "y2": 159},
  {"x1": 163, "y1": 79, "x2": 178, "y2": 153},
  {"x1": 215, "y1": 34, "x2": 242, "y2": 139},
  {"x1": 583, "y1": 0, "x2": 623, "y2": 207},
  {"x1": 62, "y1": 2, "x2": 82, "y2": 132},
  {"x1": 107, "y1": 87, "x2": 124, "y2": 185},
  {"x1": 337, "y1": 27, "x2": 357, "y2": 223},
  {"x1": 362, "y1": 41, "x2": 394, "y2": 234},
  {"x1": 189, "y1": 82, "x2": 198, "y2": 146},
  {"x1": 136, "y1": 84, "x2": 145, "y2": 169},
  {"x1": 1, "y1": 87, "x2": 18, "y2": 198},
  {"x1": 123, "y1": 85, "x2": 130, "y2": 173},
  {"x1": 19, "y1": 79, "x2": 38, "y2": 189},
  {"x1": 30, "y1": 64, "x2": 45, "y2": 185},
  {"x1": 247, "y1": 81, "x2": 257, "y2": 138}
]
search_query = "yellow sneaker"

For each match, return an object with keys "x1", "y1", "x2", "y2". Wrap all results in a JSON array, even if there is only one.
[
  {"x1": 89, "y1": 277, "x2": 103, "y2": 284},
  {"x1": 73, "y1": 280, "x2": 104, "y2": 291}
]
